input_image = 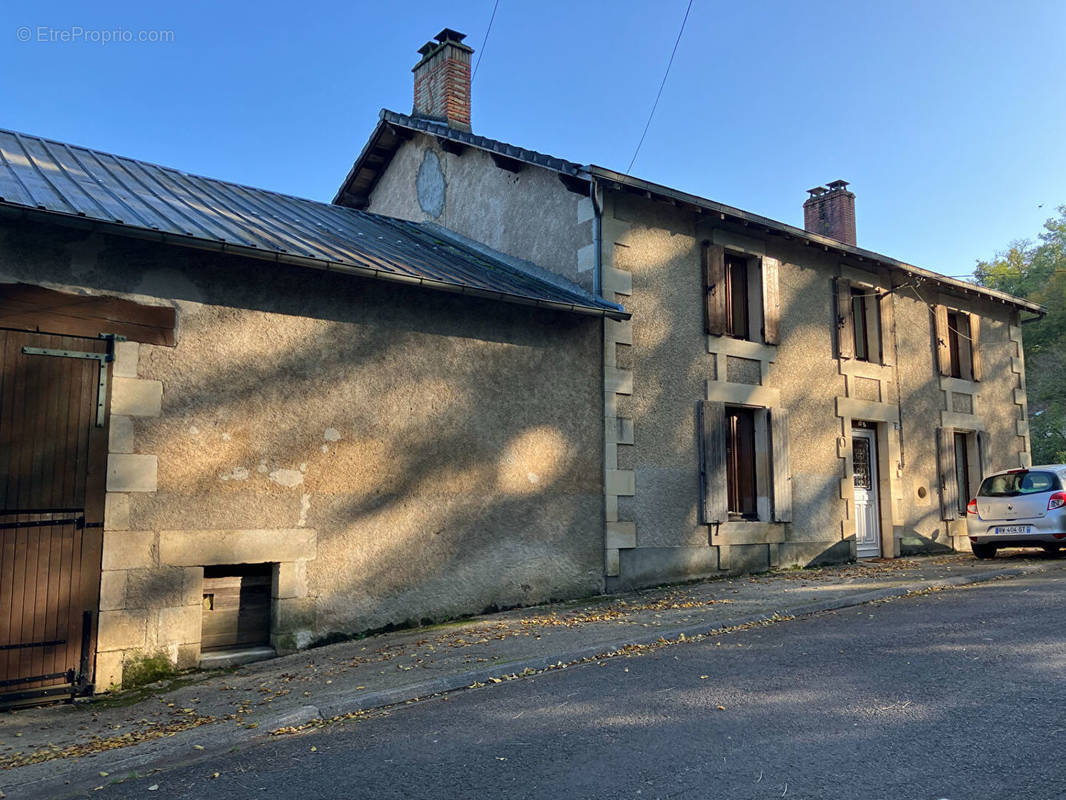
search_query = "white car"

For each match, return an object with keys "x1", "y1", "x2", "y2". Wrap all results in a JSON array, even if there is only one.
[{"x1": 966, "y1": 465, "x2": 1066, "y2": 559}]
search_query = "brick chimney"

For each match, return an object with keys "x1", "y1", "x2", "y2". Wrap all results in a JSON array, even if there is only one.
[
  {"x1": 412, "y1": 29, "x2": 474, "y2": 132},
  {"x1": 803, "y1": 180, "x2": 856, "y2": 245}
]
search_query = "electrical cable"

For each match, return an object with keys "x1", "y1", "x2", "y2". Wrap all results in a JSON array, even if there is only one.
[
  {"x1": 625, "y1": 0, "x2": 694, "y2": 175},
  {"x1": 471, "y1": 0, "x2": 500, "y2": 82}
]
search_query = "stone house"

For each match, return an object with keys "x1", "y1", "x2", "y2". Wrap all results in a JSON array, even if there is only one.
[
  {"x1": 336, "y1": 29, "x2": 1043, "y2": 589},
  {"x1": 0, "y1": 27, "x2": 1042, "y2": 700},
  {"x1": 0, "y1": 127, "x2": 623, "y2": 697}
]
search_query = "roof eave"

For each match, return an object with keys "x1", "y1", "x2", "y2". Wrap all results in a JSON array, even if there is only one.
[
  {"x1": 0, "y1": 203, "x2": 629, "y2": 321},
  {"x1": 587, "y1": 165, "x2": 1044, "y2": 315}
]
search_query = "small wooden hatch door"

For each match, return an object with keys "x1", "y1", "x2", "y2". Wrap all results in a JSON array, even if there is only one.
[{"x1": 201, "y1": 565, "x2": 272, "y2": 652}]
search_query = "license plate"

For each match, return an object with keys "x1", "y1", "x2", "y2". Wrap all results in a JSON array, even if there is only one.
[{"x1": 994, "y1": 525, "x2": 1032, "y2": 535}]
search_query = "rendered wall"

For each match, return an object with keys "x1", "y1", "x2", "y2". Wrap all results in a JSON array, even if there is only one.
[
  {"x1": 367, "y1": 133, "x2": 595, "y2": 292},
  {"x1": 0, "y1": 220, "x2": 604, "y2": 688}
]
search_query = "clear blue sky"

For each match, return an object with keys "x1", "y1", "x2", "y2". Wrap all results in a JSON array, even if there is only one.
[{"x1": 3, "y1": 0, "x2": 1064, "y2": 279}]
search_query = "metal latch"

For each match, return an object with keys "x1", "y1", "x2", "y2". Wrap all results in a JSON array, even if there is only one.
[{"x1": 22, "y1": 333, "x2": 126, "y2": 426}]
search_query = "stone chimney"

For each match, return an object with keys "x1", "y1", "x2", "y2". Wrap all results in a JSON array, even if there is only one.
[
  {"x1": 412, "y1": 28, "x2": 474, "y2": 131},
  {"x1": 803, "y1": 180, "x2": 856, "y2": 245}
]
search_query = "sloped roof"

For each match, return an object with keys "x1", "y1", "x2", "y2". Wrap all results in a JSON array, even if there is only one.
[
  {"x1": 0, "y1": 128, "x2": 626, "y2": 320},
  {"x1": 336, "y1": 110, "x2": 1043, "y2": 316}
]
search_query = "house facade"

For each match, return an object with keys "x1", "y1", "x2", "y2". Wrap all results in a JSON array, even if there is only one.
[
  {"x1": 337, "y1": 29, "x2": 1043, "y2": 589},
  {"x1": 0, "y1": 135, "x2": 620, "y2": 696},
  {"x1": 0, "y1": 28, "x2": 1042, "y2": 699}
]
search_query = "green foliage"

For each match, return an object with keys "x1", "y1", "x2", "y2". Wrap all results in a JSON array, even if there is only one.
[
  {"x1": 975, "y1": 206, "x2": 1066, "y2": 463},
  {"x1": 122, "y1": 652, "x2": 178, "y2": 689}
]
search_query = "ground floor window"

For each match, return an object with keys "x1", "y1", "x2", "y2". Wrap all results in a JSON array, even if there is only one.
[
  {"x1": 954, "y1": 431, "x2": 972, "y2": 514},
  {"x1": 726, "y1": 407, "x2": 758, "y2": 518}
]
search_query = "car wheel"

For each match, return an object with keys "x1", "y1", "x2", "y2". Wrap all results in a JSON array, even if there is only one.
[{"x1": 972, "y1": 544, "x2": 997, "y2": 560}]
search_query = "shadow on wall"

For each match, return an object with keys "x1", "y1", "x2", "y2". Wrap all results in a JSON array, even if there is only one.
[{"x1": 1, "y1": 222, "x2": 605, "y2": 641}]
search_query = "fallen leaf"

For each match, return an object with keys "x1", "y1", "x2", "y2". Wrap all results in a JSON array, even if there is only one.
[
  {"x1": 717, "y1": 706, "x2": 726, "y2": 711},
  {"x1": 148, "y1": 785, "x2": 159, "y2": 791},
  {"x1": 193, "y1": 745, "x2": 205, "y2": 751},
  {"x1": 99, "y1": 771, "x2": 109, "y2": 777},
  {"x1": 310, "y1": 746, "x2": 317, "y2": 752},
  {"x1": 700, "y1": 675, "x2": 709, "y2": 680}
]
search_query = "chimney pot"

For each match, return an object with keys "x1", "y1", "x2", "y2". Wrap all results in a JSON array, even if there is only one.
[
  {"x1": 803, "y1": 179, "x2": 856, "y2": 245},
  {"x1": 412, "y1": 28, "x2": 474, "y2": 132}
]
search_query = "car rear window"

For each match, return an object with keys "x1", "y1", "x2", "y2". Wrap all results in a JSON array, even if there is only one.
[{"x1": 979, "y1": 471, "x2": 1061, "y2": 497}]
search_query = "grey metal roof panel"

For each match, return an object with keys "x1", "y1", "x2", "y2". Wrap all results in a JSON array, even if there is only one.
[{"x1": 0, "y1": 128, "x2": 626, "y2": 320}]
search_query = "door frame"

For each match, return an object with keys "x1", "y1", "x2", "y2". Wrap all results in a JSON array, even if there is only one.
[{"x1": 851, "y1": 425, "x2": 883, "y2": 558}]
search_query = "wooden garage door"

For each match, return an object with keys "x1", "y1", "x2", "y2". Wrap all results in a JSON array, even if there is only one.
[{"x1": 0, "y1": 329, "x2": 109, "y2": 702}]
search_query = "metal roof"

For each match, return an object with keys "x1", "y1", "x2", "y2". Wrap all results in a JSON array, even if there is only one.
[
  {"x1": 0, "y1": 128, "x2": 627, "y2": 320},
  {"x1": 335, "y1": 110, "x2": 1043, "y2": 316}
]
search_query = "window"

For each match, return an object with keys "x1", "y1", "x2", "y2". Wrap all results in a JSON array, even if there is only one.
[
  {"x1": 699, "y1": 401, "x2": 792, "y2": 525},
  {"x1": 851, "y1": 288, "x2": 882, "y2": 363},
  {"x1": 702, "y1": 243, "x2": 779, "y2": 345},
  {"x1": 836, "y1": 278, "x2": 892, "y2": 364},
  {"x1": 726, "y1": 407, "x2": 758, "y2": 518},
  {"x1": 946, "y1": 311, "x2": 973, "y2": 379},
  {"x1": 953, "y1": 432, "x2": 971, "y2": 515},
  {"x1": 725, "y1": 255, "x2": 749, "y2": 340}
]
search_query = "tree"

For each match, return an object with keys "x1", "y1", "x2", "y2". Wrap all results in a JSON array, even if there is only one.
[{"x1": 975, "y1": 206, "x2": 1066, "y2": 463}]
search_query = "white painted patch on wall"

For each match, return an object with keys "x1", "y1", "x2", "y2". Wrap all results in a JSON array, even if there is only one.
[
  {"x1": 221, "y1": 432, "x2": 232, "y2": 441},
  {"x1": 324, "y1": 428, "x2": 341, "y2": 442},
  {"x1": 527, "y1": 472, "x2": 540, "y2": 485},
  {"x1": 299, "y1": 463, "x2": 307, "y2": 473},
  {"x1": 298, "y1": 493, "x2": 311, "y2": 527},
  {"x1": 295, "y1": 630, "x2": 313, "y2": 649},
  {"x1": 577, "y1": 242, "x2": 596, "y2": 273},
  {"x1": 219, "y1": 466, "x2": 250, "y2": 481},
  {"x1": 257, "y1": 460, "x2": 268, "y2": 474},
  {"x1": 269, "y1": 469, "x2": 304, "y2": 487},
  {"x1": 188, "y1": 425, "x2": 200, "y2": 436}
]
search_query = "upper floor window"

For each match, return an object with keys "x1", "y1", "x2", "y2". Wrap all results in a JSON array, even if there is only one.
[
  {"x1": 702, "y1": 242, "x2": 781, "y2": 345},
  {"x1": 935, "y1": 306, "x2": 982, "y2": 381},
  {"x1": 851, "y1": 287, "x2": 882, "y2": 363},
  {"x1": 836, "y1": 277, "x2": 893, "y2": 365},
  {"x1": 725, "y1": 254, "x2": 750, "y2": 340}
]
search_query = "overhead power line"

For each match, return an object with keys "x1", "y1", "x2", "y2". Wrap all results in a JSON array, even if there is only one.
[
  {"x1": 471, "y1": 0, "x2": 500, "y2": 82},
  {"x1": 626, "y1": 0, "x2": 695, "y2": 175}
]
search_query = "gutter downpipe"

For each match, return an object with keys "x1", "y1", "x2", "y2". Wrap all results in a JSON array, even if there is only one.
[{"x1": 590, "y1": 176, "x2": 604, "y2": 298}]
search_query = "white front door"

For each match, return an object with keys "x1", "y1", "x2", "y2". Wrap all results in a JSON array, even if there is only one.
[{"x1": 852, "y1": 428, "x2": 881, "y2": 558}]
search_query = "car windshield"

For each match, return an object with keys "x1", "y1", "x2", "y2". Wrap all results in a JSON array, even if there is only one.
[{"x1": 979, "y1": 471, "x2": 1061, "y2": 497}]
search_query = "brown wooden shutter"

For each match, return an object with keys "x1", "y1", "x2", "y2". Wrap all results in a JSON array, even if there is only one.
[
  {"x1": 937, "y1": 427, "x2": 958, "y2": 521},
  {"x1": 969, "y1": 312, "x2": 982, "y2": 381},
  {"x1": 879, "y1": 290, "x2": 897, "y2": 366},
  {"x1": 761, "y1": 256, "x2": 781, "y2": 345},
  {"x1": 702, "y1": 243, "x2": 727, "y2": 335},
  {"x1": 934, "y1": 305, "x2": 952, "y2": 376},
  {"x1": 771, "y1": 406, "x2": 792, "y2": 522},
  {"x1": 698, "y1": 400, "x2": 728, "y2": 524},
  {"x1": 835, "y1": 277, "x2": 854, "y2": 359}
]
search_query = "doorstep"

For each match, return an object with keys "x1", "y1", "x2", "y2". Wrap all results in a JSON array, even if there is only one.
[{"x1": 198, "y1": 646, "x2": 276, "y2": 670}]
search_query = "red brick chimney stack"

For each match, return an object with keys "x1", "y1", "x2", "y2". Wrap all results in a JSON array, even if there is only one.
[
  {"x1": 412, "y1": 28, "x2": 474, "y2": 132},
  {"x1": 803, "y1": 180, "x2": 856, "y2": 245}
]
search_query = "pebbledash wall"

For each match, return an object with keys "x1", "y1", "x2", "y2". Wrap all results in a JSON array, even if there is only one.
[
  {"x1": 0, "y1": 219, "x2": 604, "y2": 689},
  {"x1": 365, "y1": 131, "x2": 1032, "y2": 588}
]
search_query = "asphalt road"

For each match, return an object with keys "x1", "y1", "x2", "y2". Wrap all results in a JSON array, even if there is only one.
[{"x1": 87, "y1": 574, "x2": 1066, "y2": 800}]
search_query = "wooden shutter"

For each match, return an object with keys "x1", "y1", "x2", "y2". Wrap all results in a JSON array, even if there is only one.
[
  {"x1": 698, "y1": 401, "x2": 728, "y2": 524},
  {"x1": 937, "y1": 427, "x2": 958, "y2": 521},
  {"x1": 835, "y1": 277, "x2": 854, "y2": 359},
  {"x1": 879, "y1": 290, "x2": 897, "y2": 366},
  {"x1": 977, "y1": 430, "x2": 990, "y2": 478},
  {"x1": 934, "y1": 305, "x2": 952, "y2": 376},
  {"x1": 771, "y1": 406, "x2": 792, "y2": 522},
  {"x1": 702, "y1": 243, "x2": 727, "y2": 335},
  {"x1": 761, "y1": 256, "x2": 781, "y2": 345},
  {"x1": 969, "y1": 313, "x2": 983, "y2": 381}
]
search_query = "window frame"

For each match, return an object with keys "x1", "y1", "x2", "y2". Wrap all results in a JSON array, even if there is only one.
[
  {"x1": 725, "y1": 406, "x2": 758, "y2": 519},
  {"x1": 724, "y1": 254, "x2": 750, "y2": 341}
]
